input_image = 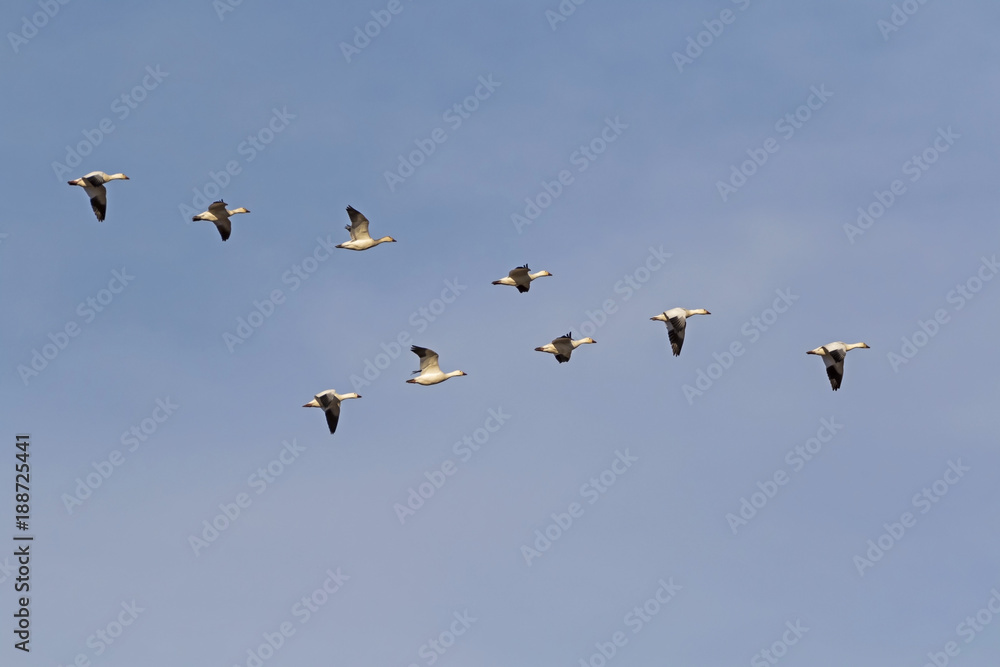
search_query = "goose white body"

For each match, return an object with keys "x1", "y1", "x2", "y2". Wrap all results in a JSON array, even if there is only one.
[
  {"x1": 650, "y1": 308, "x2": 710, "y2": 356},
  {"x1": 406, "y1": 346, "x2": 467, "y2": 385},
  {"x1": 303, "y1": 389, "x2": 361, "y2": 434},
  {"x1": 192, "y1": 200, "x2": 250, "y2": 241},
  {"x1": 807, "y1": 341, "x2": 870, "y2": 391},
  {"x1": 535, "y1": 332, "x2": 596, "y2": 363},
  {"x1": 67, "y1": 171, "x2": 129, "y2": 222},
  {"x1": 492, "y1": 265, "x2": 552, "y2": 293},
  {"x1": 336, "y1": 205, "x2": 396, "y2": 250}
]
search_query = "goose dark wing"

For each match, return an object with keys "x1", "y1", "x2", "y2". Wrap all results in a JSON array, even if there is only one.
[
  {"x1": 666, "y1": 316, "x2": 686, "y2": 356},
  {"x1": 824, "y1": 349, "x2": 846, "y2": 391},
  {"x1": 90, "y1": 189, "x2": 108, "y2": 222}
]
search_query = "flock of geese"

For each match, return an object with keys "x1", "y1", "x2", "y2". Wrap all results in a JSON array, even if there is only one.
[{"x1": 68, "y1": 170, "x2": 870, "y2": 435}]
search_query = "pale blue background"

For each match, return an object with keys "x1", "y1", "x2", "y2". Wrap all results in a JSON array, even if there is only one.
[{"x1": 1, "y1": 1, "x2": 999, "y2": 665}]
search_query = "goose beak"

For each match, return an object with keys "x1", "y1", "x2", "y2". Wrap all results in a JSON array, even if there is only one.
[{"x1": 534, "y1": 347, "x2": 544, "y2": 352}]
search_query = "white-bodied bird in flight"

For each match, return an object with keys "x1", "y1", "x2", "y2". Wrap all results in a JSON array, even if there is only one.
[
  {"x1": 491, "y1": 264, "x2": 553, "y2": 293},
  {"x1": 807, "y1": 341, "x2": 870, "y2": 390},
  {"x1": 303, "y1": 390, "x2": 362, "y2": 434},
  {"x1": 650, "y1": 308, "x2": 711, "y2": 356},
  {"x1": 406, "y1": 346, "x2": 467, "y2": 385},
  {"x1": 535, "y1": 332, "x2": 596, "y2": 363},
  {"x1": 67, "y1": 171, "x2": 129, "y2": 221},
  {"x1": 192, "y1": 200, "x2": 250, "y2": 241},
  {"x1": 336, "y1": 205, "x2": 396, "y2": 250}
]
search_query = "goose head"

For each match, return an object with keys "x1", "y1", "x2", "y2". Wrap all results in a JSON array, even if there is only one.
[
  {"x1": 577, "y1": 338, "x2": 597, "y2": 345},
  {"x1": 650, "y1": 313, "x2": 667, "y2": 322},
  {"x1": 378, "y1": 236, "x2": 397, "y2": 244},
  {"x1": 302, "y1": 398, "x2": 322, "y2": 408},
  {"x1": 109, "y1": 173, "x2": 130, "y2": 181}
]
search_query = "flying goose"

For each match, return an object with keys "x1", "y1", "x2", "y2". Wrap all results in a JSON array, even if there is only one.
[
  {"x1": 492, "y1": 265, "x2": 553, "y2": 293},
  {"x1": 406, "y1": 346, "x2": 467, "y2": 385},
  {"x1": 807, "y1": 341, "x2": 870, "y2": 391},
  {"x1": 67, "y1": 171, "x2": 129, "y2": 221},
  {"x1": 650, "y1": 308, "x2": 711, "y2": 356},
  {"x1": 336, "y1": 206, "x2": 396, "y2": 250},
  {"x1": 303, "y1": 390, "x2": 361, "y2": 434},
  {"x1": 534, "y1": 332, "x2": 596, "y2": 363},
  {"x1": 192, "y1": 201, "x2": 250, "y2": 241}
]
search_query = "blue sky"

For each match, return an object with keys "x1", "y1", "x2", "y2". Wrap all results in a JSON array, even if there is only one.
[{"x1": 2, "y1": 1, "x2": 999, "y2": 665}]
